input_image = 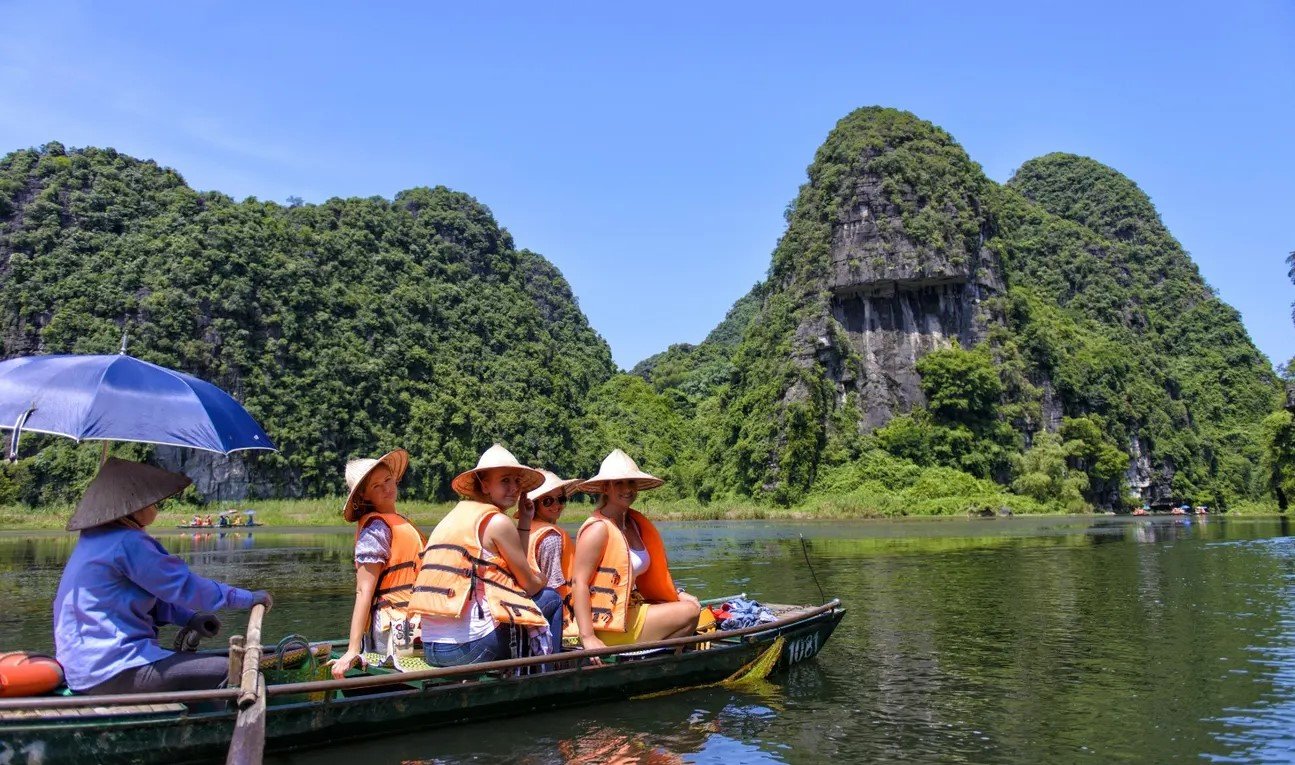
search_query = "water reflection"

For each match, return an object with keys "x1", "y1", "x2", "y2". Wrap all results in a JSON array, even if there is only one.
[
  {"x1": 1205, "y1": 536, "x2": 1295, "y2": 762},
  {"x1": 279, "y1": 695, "x2": 788, "y2": 765},
  {"x1": 5, "y1": 517, "x2": 1295, "y2": 763}
]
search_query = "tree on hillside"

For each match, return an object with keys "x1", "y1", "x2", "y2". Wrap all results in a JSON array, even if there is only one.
[
  {"x1": 1288, "y1": 249, "x2": 1294, "y2": 325},
  {"x1": 1262, "y1": 249, "x2": 1295, "y2": 510}
]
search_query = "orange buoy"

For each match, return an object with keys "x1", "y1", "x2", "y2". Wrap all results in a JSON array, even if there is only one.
[{"x1": 0, "y1": 652, "x2": 65, "y2": 697}]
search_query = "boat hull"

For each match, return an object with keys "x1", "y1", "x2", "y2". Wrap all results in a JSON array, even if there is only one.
[{"x1": 0, "y1": 604, "x2": 843, "y2": 764}]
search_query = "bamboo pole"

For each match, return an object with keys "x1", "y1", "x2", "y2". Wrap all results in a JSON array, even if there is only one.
[
  {"x1": 698, "y1": 592, "x2": 745, "y2": 606},
  {"x1": 0, "y1": 687, "x2": 239, "y2": 711},
  {"x1": 267, "y1": 599, "x2": 841, "y2": 698},
  {"x1": 228, "y1": 635, "x2": 246, "y2": 690},
  {"x1": 237, "y1": 604, "x2": 266, "y2": 709}
]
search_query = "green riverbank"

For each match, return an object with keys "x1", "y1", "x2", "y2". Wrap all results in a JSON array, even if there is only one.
[{"x1": 0, "y1": 496, "x2": 1282, "y2": 531}]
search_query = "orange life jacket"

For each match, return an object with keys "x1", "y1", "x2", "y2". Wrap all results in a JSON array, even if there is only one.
[
  {"x1": 526, "y1": 521, "x2": 578, "y2": 637},
  {"x1": 355, "y1": 512, "x2": 425, "y2": 624},
  {"x1": 576, "y1": 509, "x2": 677, "y2": 633},
  {"x1": 408, "y1": 501, "x2": 547, "y2": 628}
]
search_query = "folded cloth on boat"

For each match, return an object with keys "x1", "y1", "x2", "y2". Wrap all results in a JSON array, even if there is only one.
[{"x1": 713, "y1": 598, "x2": 776, "y2": 631}]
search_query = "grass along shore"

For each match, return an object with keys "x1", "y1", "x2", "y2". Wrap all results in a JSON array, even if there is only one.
[{"x1": 0, "y1": 495, "x2": 1283, "y2": 531}]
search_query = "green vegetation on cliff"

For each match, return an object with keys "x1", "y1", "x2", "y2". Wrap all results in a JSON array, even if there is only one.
[
  {"x1": 0, "y1": 143, "x2": 615, "y2": 503},
  {"x1": 0, "y1": 109, "x2": 1284, "y2": 517},
  {"x1": 997, "y1": 155, "x2": 1279, "y2": 505},
  {"x1": 1261, "y1": 252, "x2": 1295, "y2": 510}
]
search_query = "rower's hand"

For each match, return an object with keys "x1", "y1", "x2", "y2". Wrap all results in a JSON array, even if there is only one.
[
  {"x1": 581, "y1": 635, "x2": 608, "y2": 666},
  {"x1": 251, "y1": 591, "x2": 274, "y2": 612},
  {"x1": 329, "y1": 650, "x2": 365, "y2": 680},
  {"x1": 186, "y1": 611, "x2": 221, "y2": 638}
]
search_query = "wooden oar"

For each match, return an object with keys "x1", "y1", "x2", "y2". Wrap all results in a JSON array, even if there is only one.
[{"x1": 226, "y1": 604, "x2": 267, "y2": 765}]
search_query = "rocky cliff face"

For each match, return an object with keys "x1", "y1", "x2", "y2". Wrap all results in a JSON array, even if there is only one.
[
  {"x1": 824, "y1": 164, "x2": 1004, "y2": 428},
  {"x1": 760, "y1": 109, "x2": 1008, "y2": 438},
  {"x1": 154, "y1": 446, "x2": 288, "y2": 502}
]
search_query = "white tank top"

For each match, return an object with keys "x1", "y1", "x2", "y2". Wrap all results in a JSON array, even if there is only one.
[{"x1": 628, "y1": 544, "x2": 650, "y2": 577}]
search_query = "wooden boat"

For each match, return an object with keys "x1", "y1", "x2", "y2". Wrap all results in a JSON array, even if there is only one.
[
  {"x1": 0, "y1": 599, "x2": 844, "y2": 765},
  {"x1": 176, "y1": 523, "x2": 264, "y2": 529}
]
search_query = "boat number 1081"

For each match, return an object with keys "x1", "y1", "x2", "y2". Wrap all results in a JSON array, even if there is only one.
[{"x1": 785, "y1": 633, "x2": 819, "y2": 665}]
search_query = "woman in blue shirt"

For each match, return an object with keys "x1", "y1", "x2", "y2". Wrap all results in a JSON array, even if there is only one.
[{"x1": 52, "y1": 458, "x2": 272, "y2": 694}]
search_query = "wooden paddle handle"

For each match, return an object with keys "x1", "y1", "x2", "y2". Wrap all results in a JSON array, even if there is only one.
[{"x1": 237, "y1": 604, "x2": 266, "y2": 709}]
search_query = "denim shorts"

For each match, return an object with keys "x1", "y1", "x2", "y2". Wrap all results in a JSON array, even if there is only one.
[{"x1": 424, "y1": 627, "x2": 512, "y2": 667}]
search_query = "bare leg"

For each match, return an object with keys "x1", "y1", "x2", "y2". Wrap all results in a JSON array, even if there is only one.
[{"x1": 635, "y1": 600, "x2": 702, "y2": 643}]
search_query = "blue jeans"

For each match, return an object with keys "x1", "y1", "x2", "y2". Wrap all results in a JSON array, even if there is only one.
[
  {"x1": 423, "y1": 588, "x2": 563, "y2": 667},
  {"x1": 424, "y1": 627, "x2": 511, "y2": 667},
  {"x1": 534, "y1": 587, "x2": 563, "y2": 655}
]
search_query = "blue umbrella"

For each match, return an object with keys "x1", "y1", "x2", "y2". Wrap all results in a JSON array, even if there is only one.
[{"x1": 0, "y1": 353, "x2": 276, "y2": 458}]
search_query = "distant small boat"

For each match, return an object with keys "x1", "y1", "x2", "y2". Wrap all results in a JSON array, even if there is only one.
[{"x1": 176, "y1": 523, "x2": 264, "y2": 529}]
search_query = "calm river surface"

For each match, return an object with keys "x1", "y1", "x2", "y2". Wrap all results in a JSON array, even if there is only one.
[{"x1": 4, "y1": 515, "x2": 1295, "y2": 763}]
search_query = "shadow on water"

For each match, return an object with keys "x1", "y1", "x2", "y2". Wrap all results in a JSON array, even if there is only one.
[{"x1": 4, "y1": 515, "x2": 1295, "y2": 763}]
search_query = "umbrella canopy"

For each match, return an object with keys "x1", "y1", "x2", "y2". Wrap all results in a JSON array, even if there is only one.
[{"x1": 0, "y1": 354, "x2": 275, "y2": 457}]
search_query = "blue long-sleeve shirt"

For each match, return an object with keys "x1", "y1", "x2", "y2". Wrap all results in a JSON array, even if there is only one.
[{"x1": 53, "y1": 525, "x2": 255, "y2": 691}]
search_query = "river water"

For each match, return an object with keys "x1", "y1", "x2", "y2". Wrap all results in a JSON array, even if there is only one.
[{"x1": 4, "y1": 515, "x2": 1295, "y2": 763}]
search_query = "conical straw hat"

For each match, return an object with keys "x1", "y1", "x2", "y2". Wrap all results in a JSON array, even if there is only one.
[
  {"x1": 451, "y1": 444, "x2": 544, "y2": 498},
  {"x1": 526, "y1": 469, "x2": 584, "y2": 502},
  {"x1": 67, "y1": 458, "x2": 192, "y2": 531},
  {"x1": 577, "y1": 449, "x2": 664, "y2": 493},
  {"x1": 342, "y1": 449, "x2": 409, "y2": 522}
]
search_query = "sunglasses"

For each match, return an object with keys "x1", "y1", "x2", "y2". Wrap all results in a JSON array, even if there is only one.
[{"x1": 539, "y1": 496, "x2": 568, "y2": 508}]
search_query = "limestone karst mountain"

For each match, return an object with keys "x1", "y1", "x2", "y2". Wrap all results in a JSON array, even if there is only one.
[
  {"x1": 635, "y1": 107, "x2": 1280, "y2": 508},
  {"x1": 0, "y1": 109, "x2": 1283, "y2": 511}
]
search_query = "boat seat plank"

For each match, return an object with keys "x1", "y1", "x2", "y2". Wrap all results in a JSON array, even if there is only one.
[{"x1": 0, "y1": 702, "x2": 188, "y2": 721}]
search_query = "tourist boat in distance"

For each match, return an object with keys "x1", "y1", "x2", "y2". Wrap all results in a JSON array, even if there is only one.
[
  {"x1": 176, "y1": 523, "x2": 264, "y2": 529},
  {"x1": 0, "y1": 599, "x2": 844, "y2": 765},
  {"x1": 179, "y1": 510, "x2": 264, "y2": 529}
]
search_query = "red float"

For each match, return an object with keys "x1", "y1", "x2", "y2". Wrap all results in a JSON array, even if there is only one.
[{"x1": 0, "y1": 652, "x2": 64, "y2": 697}]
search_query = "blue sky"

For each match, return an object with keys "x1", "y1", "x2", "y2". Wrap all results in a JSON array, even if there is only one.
[{"x1": 1, "y1": 1, "x2": 1291, "y2": 370}]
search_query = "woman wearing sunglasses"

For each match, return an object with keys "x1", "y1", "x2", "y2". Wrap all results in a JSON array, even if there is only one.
[{"x1": 516, "y1": 470, "x2": 582, "y2": 641}]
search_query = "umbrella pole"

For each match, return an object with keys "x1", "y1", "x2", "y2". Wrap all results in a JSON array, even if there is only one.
[{"x1": 100, "y1": 441, "x2": 109, "y2": 467}]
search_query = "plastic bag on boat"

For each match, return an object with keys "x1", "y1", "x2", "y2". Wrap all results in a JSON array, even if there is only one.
[{"x1": 373, "y1": 611, "x2": 421, "y2": 659}]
